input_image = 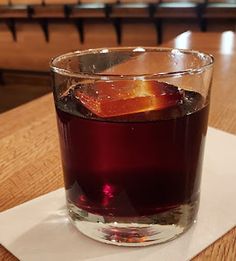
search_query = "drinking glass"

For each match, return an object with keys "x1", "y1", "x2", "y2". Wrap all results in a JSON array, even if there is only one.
[{"x1": 50, "y1": 47, "x2": 214, "y2": 246}]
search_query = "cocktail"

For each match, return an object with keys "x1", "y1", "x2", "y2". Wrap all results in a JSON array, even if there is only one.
[{"x1": 50, "y1": 47, "x2": 213, "y2": 246}]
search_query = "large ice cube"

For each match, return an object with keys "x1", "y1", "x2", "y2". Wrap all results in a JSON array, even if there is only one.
[{"x1": 74, "y1": 80, "x2": 183, "y2": 118}]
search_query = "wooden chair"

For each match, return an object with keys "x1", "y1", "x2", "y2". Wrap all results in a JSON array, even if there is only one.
[
  {"x1": 203, "y1": 2, "x2": 236, "y2": 19},
  {"x1": 0, "y1": 23, "x2": 14, "y2": 70},
  {"x1": 0, "y1": 0, "x2": 9, "y2": 5},
  {"x1": 6, "y1": 22, "x2": 81, "y2": 70},
  {"x1": 82, "y1": 21, "x2": 117, "y2": 48},
  {"x1": 120, "y1": 0, "x2": 156, "y2": 4},
  {"x1": 0, "y1": 22, "x2": 47, "y2": 71},
  {"x1": 161, "y1": 19, "x2": 200, "y2": 43},
  {"x1": 121, "y1": 21, "x2": 157, "y2": 46},
  {"x1": 154, "y1": 2, "x2": 200, "y2": 44},
  {"x1": 80, "y1": 0, "x2": 117, "y2": 4},
  {"x1": 155, "y1": 2, "x2": 199, "y2": 19},
  {"x1": 15, "y1": 22, "x2": 48, "y2": 70},
  {"x1": 0, "y1": 5, "x2": 28, "y2": 18},
  {"x1": 161, "y1": 0, "x2": 203, "y2": 3},
  {"x1": 44, "y1": 0, "x2": 77, "y2": 4},
  {"x1": 32, "y1": 5, "x2": 65, "y2": 18},
  {"x1": 11, "y1": 0, "x2": 42, "y2": 5},
  {"x1": 202, "y1": 2, "x2": 236, "y2": 31},
  {"x1": 205, "y1": 20, "x2": 236, "y2": 32},
  {"x1": 207, "y1": 0, "x2": 235, "y2": 3},
  {"x1": 110, "y1": 3, "x2": 150, "y2": 18},
  {"x1": 69, "y1": 4, "x2": 106, "y2": 18},
  {"x1": 49, "y1": 22, "x2": 82, "y2": 54}
]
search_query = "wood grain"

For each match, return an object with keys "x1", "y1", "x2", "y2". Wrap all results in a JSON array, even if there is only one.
[
  {"x1": 1, "y1": 32, "x2": 236, "y2": 260},
  {"x1": 193, "y1": 228, "x2": 236, "y2": 261}
]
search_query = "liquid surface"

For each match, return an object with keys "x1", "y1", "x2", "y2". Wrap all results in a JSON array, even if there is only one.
[{"x1": 56, "y1": 81, "x2": 209, "y2": 217}]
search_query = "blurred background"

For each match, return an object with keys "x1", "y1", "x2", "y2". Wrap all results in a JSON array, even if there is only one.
[{"x1": 0, "y1": 0, "x2": 235, "y2": 113}]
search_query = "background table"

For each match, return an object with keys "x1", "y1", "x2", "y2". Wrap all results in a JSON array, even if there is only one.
[{"x1": 1, "y1": 32, "x2": 236, "y2": 260}]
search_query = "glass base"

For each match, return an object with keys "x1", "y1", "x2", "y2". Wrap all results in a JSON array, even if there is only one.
[{"x1": 68, "y1": 201, "x2": 198, "y2": 246}]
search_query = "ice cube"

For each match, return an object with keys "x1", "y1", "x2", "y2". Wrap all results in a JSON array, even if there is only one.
[{"x1": 74, "y1": 80, "x2": 183, "y2": 118}]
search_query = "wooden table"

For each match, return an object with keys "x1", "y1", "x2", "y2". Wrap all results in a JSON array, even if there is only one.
[{"x1": 1, "y1": 32, "x2": 236, "y2": 260}]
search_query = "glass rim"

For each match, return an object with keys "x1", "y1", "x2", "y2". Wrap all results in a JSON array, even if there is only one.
[{"x1": 50, "y1": 47, "x2": 214, "y2": 80}]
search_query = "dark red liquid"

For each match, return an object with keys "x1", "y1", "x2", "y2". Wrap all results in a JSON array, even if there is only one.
[{"x1": 56, "y1": 84, "x2": 208, "y2": 217}]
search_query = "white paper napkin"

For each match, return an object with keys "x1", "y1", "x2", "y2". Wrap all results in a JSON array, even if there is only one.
[{"x1": 1, "y1": 127, "x2": 236, "y2": 261}]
